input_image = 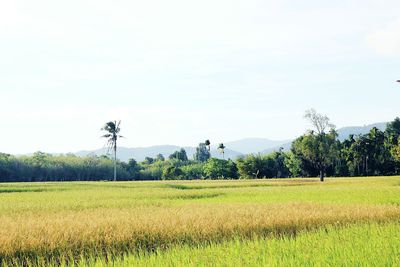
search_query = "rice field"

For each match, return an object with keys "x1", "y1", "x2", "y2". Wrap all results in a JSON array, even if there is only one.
[
  {"x1": 1, "y1": 177, "x2": 400, "y2": 266},
  {"x1": 82, "y1": 222, "x2": 400, "y2": 267}
]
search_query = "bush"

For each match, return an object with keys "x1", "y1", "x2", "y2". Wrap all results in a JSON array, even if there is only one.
[
  {"x1": 236, "y1": 152, "x2": 290, "y2": 179},
  {"x1": 203, "y1": 158, "x2": 238, "y2": 179},
  {"x1": 181, "y1": 163, "x2": 204, "y2": 180},
  {"x1": 162, "y1": 166, "x2": 184, "y2": 180}
]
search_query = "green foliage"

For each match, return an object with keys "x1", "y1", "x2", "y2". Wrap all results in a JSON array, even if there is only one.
[
  {"x1": 237, "y1": 154, "x2": 266, "y2": 178},
  {"x1": 391, "y1": 143, "x2": 400, "y2": 162},
  {"x1": 194, "y1": 143, "x2": 211, "y2": 162},
  {"x1": 4, "y1": 117, "x2": 400, "y2": 183},
  {"x1": 385, "y1": 117, "x2": 400, "y2": 145},
  {"x1": 341, "y1": 128, "x2": 396, "y2": 176},
  {"x1": 144, "y1": 157, "x2": 155, "y2": 164},
  {"x1": 4, "y1": 117, "x2": 400, "y2": 182},
  {"x1": 124, "y1": 159, "x2": 141, "y2": 180},
  {"x1": 139, "y1": 160, "x2": 166, "y2": 180},
  {"x1": 291, "y1": 130, "x2": 339, "y2": 181},
  {"x1": 270, "y1": 149, "x2": 290, "y2": 178},
  {"x1": 156, "y1": 154, "x2": 165, "y2": 162},
  {"x1": 181, "y1": 163, "x2": 204, "y2": 180},
  {"x1": 0, "y1": 153, "x2": 135, "y2": 182},
  {"x1": 236, "y1": 152, "x2": 289, "y2": 179},
  {"x1": 169, "y1": 149, "x2": 188, "y2": 161},
  {"x1": 162, "y1": 166, "x2": 184, "y2": 180},
  {"x1": 203, "y1": 158, "x2": 238, "y2": 179},
  {"x1": 284, "y1": 152, "x2": 302, "y2": 177}
]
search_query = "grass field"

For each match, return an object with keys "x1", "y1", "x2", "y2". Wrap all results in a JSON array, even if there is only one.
[{"x1": 1, "y1": 177, "x2": 400, "y2": 266}]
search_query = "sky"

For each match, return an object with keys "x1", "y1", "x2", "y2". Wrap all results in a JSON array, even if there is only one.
[{"x1": 1, "y1": 0, "x2": 400, "y2": 154}]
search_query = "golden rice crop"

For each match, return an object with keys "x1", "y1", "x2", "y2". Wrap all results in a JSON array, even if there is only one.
[
  {"x1": 1, "y1": 203, "x2": 400, "y2": 263},
  {"x1": 0, "y1": 177, "x2": 399, "y2": 265}
]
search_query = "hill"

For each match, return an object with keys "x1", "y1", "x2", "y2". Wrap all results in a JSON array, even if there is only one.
[
  {"x1": 336, "y1": 122, "x2": 387, "y2": 141},
  {"x1": 72, "y1": 122, "x2": 389, "y2": 161},
  {"x1": 261, "y1": 122, "x2": 388, "y2": 154}
]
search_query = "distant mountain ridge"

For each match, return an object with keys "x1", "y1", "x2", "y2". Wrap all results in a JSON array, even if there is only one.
[
  {"x1": 262, "y1": 122, "x2": 388, "y2": 154},
  {"x1": 74, "y1": 139, "x2": 284, "y2": 162},
  {"x1": 225, "y1": 138, "x2": 291, "y2": 154},
  {"x1": 336, "y1": 122, "x2": 386, "y2": 141},
  {"x1": 73, "y1": 122, "x2": 388, "y2": 162},
  {"x1": 75, "y1": 145, "x2": 244, "y2": 162}
]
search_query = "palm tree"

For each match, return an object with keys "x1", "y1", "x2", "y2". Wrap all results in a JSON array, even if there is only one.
[
  {"x1": 101, "y1": 120, "x2": 123, "y2": 181},
  {"x1": 218, "y1": 143, "x2": 226, "y2": 159},
  {"x1": 205, "y1": 140, "x2": 211, "y2": 152}
]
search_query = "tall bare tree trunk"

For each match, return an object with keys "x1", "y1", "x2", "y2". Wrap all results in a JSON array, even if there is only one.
[
  {"x1": 319, "y1": 170, "x2": 324, "y2": 182},
  {"x1": 114, "y1": 146, "x2": 117, "y2": 181}
]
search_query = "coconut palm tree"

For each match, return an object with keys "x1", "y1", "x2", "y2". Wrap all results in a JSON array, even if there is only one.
[
  {"x1": 205, "y1": 140, "x2": 211, "y2": 152},
  {"x1": 101, "y1": 120, "x2": 123, "y2": 181},
  {"x1": 218, "y1": 143, "x2": 226, "y2": 159}
]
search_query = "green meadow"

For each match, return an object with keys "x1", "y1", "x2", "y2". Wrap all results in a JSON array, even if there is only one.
[{"x1": 1, "y1": 177, "x2": 400, "y2": 266}]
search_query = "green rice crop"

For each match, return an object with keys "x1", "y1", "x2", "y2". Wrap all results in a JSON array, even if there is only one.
[
  {"x1": 0, "y1": 177, "x2": 399, "y2": 265},
  {"x1": 80, "y1": 221, "x2": 400, "y2": 267}
]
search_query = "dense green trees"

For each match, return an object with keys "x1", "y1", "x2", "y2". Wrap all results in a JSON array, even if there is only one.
[
  {"x1": 162, "y1": 166, "x2": 184, "y2": 180},
  {"x1": 291, "y1": 130, "x2": 339, "y2": 181},
  {"x1": 297, "y1": 109, "x2": 338, "y2": 181},
  {"x1": 203, "y1": 158, "x2": 238, "y2": 179},
  {"x1": 0, "y1": 153, "x2": 133, "y2": 182},
  {"x1": 2, "y1": 117, "x2": 400, "y2": 182},
  {"x1": 181, "y1": 163, "x2": 204, "y2": 180},
  {"x1": 284, "y1": 152, "x2": 303, "y2": 177},
  {"x1": 386, "y1": 118, "x2": 400, "y2": 145},
  {"x1": 169, "y1": 148, "x2": 188, "y2": 161},
  {"x1": 385, "y1": 118, "x2": 400, "y2": 171},
  {"x1": 194, "y1": 143, "x2": 211, "y2": 162},
  {"x1": 339, "y1": 128, "x2": 397, "y2": 176},
  {"x1": 125, "y1": 159, "x2": 141, "y2": 180},
  {"x1": 236, "y1": 150, "x2": 290, "y2": 179}
]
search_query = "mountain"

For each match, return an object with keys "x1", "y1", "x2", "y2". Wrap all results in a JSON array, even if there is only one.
[
  {"x1": 336, "y1": 122, "x2": 387, "y2": 141},
  {"x1": 75, "y1": 145, "x2": 244, "y2": 162},
  {"x1": 210, "y1": 148, "x2": 244, "y2": 160},
  {"x1": 261, "y1": 122, "x2": 389, "y2": 154},
  {"x1": 19, "y1": 142, "x2": 272, "y2": 162},
  {"x1": 261, "y1": 142, "x2": 292, "y2": 155},
  {"x1": 72, "y1": 122, "x2": 389, "y2": 161},
  {"x1": 76, "y1": 146, "x2": 193, "y2": 162},
  {"x1": 74, "y1": 138, "x2": 291, "y2": 162},
  {"x1": 225, "y1": 138, "x2": 291, "y2": 154}
]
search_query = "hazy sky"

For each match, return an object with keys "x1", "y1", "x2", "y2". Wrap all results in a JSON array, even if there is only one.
[{"x1": 1, "y1": 0, "x2": 400, "y2": 154}]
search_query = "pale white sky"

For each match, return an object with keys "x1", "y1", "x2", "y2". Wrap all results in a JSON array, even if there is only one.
[{"x1": 1, "y1": 0, "x2": 400, "y2": 154}]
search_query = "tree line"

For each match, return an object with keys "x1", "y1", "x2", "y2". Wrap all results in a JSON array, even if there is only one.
[{"x1": 1, "y1": 110, "x2": 400, "y2": 182}]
